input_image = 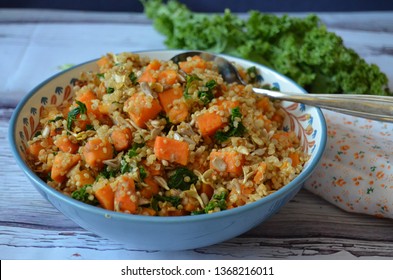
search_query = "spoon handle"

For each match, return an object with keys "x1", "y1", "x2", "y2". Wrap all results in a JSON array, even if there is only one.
[{"x1": 254, "y1": 88, "x2": 393, "y2": 122}]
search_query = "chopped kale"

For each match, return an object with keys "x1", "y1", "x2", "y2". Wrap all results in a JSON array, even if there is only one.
[
  {"x1": 129, "y1": 72, "x2": 138, "y2": 85},
  {"x1": 151, "y1": 195, "x2": 181, "y2": 211},
  {"x1": 127, "y1": 142, "x2": 145, "y2": 158},
  {"x1": 139, "y1": 165, "x2": 147, "y2": 180},
  {"x1": 97, "y1": 73, "x2": 105, "y2": 79},
  {"x1": 71, "y1": 185, "x2": 99, "y2": 205},
  {"x1": 214, "y1": 106, "x2": 246, "y2": 143},
  {"x1": 97, "y1": 165, "x2": 118, "y2": 179},
  {"x1": 167, "y1": 167, "x2": 198, "y2": 190},
  {"x1": 120, "y1": 160, "x2": 131, "y2": 174},
  {"x1": 184, "y1": 74, "x2": 201, "y2": 99},
  {"x1": 192, "y1": 191, "x2": 228, "y2": 215},
  {"x1": 198, "y1": 79, "x2": 217, "y2": 105},
  {"x1": 67, "y1": 100, "x2": 87, "y2": 131}
]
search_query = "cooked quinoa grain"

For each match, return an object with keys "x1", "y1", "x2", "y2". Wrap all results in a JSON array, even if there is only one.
[{"x1": 27, "y1": 52, "x2": 308, "y2": 216}]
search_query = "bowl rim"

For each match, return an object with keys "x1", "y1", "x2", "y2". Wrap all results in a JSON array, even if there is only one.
[{"x1": 8, "y1": 49, "x2": 327, "y2": 224}]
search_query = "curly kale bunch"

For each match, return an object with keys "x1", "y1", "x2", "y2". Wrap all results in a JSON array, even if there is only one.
[{"x1": 142, "y1": 0, "x2": 390, "y2": 95}]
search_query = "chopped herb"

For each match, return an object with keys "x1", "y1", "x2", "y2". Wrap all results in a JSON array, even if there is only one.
[
  {"x1": 120, "y1": 160, "x2": 131, "y2": 174},
  {"x1": 167, "y1": 167, "x2": 198, "y2": 190},
  {"x1": 107, "y1": 87, "x2": 115, "y2": 94},
  {"x1": 34, "y1": 131, "x2": 41, "y2": 137},
  {"x1": 151, "y1": 195, "x2": 181, "y2": 211},
  {"x1": 129, "y1": 72, "x2": 138, "y2": 85},
  {"x1": 205, "y1": 79, "x2": 217, "y2": 90},
  {"x1": 184, "y1": 74, "x2": 201, "y2": 99},
  {"x1": 71, "y1": 185, "x2": 99, "y2": 205},
  {"x1": 46, "y1": 172, "x2": 53, "y2": 182},
  {"x1": 97, "y1": 165, "x2": 118, "y2": 179},
  {"x1": 127, "y1": 142, "x2": 145, "y2": 158},
  {"x1": 67, "y1": 100, "x2": 87, "y2": 131},
  {"x1": 247, "y1": 66, "x2": 260, "y2": 83},
  {"x1": 214, "y1": 106, "x2": 246, "y2": 143},
  {"x1": 192, "y1": 191, "x2": 228, "y2": 215},
  {"x1": 139, "y1": 165, "x2": 147, "y2": 180},
  {"x1": 159, "y1": 113, "x2": 173, "y2": 133},
  {"x1": 85, "y1": 124, "x2": 95, "y2": 131},
  {"x1": 97, "y1": 73, "x2": 105, "y2": 79},
  {"x1": 198, "y1": 79, "x2": 217, "y2": 105},
  {"x1": 204, "y1": 192, "x2": 228, "y2": 212}
]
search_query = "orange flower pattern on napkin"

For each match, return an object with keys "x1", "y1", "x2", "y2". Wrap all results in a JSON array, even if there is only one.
[{"x1": 305, "y1": 109, "x2": 393, "y2": 218}]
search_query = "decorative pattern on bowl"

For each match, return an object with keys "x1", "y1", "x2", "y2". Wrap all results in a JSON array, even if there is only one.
[{"x1": 18, "y1": 81, "x2": 75, "y2": 156}]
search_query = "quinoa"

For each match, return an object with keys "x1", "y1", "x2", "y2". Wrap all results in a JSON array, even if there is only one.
[{"x1": 26, "y1": 52, "x2": 309, "y2": 216}]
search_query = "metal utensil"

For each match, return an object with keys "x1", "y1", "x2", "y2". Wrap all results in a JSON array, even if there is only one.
[{"x1": 171, "y1": 51, "x2": 393, "y2": 122}]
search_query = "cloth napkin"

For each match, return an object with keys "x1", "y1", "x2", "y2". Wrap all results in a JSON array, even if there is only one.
[{"x1": 304, "y1": 109, "x2": 393, "y2": 219}]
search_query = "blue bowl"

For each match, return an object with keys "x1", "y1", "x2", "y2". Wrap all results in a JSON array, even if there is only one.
[{"x1": 9, "y1": 50, "x2": 327, "y2": 250}]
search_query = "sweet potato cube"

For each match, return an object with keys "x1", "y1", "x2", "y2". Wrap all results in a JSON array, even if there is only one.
[
  {"x1": 124, "y1": 92, "x2": 162, "y2": 128},
  {"x1": 154, "y1": 136, "x2": 189, "y2": 166}
]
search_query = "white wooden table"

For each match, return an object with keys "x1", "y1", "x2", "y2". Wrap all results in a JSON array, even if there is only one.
[{"x1": 1, "y1": 9, "x2": 393, "y2": 260}]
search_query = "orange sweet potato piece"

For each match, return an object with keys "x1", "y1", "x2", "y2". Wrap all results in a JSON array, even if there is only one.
[
  {"x1": 114, "y1": 175, "x2": 138, "y2": 214},
  {"x1": 158, "y1": 87, "x2": 188, "y2": 124},
  {"x1": 54, "y1": 135, "x2": 79, "y2": 154},
  {"x1": 178, "y1": 56, "x2": 207, "y2": 74},
  {"x1": 138, "y1": 60, "x2": 161, "y2": 83},
  {"x1": 140, "y1": 177, "x2": 160, "y2": 199},
  {"x1": 124, "y1": 92, "x2": 162, "y2": 128},
  {"x1": 158, "y1": 87, "x2": 183, "y2": 112},
  {"x1": 271, "y1": 112, "x2": 284, "y2": 124},
  {"x1": 214, "y1": 99, "x2": 240, "y2": 113},
  {"x1": 200, "y1": 183, "x2": 214, "y2": 199},
  {"x1": 95, "y1": 184, "x2": 114, "y2": 211},
  {"x1": 196, "y1": 112, "x2": 225, "y2": 136},
  {"x1": 82, "y1": 138, "x2": 114, "y2": 170},
  {"x1": 271, "y1": 131, "x2": 296, "y2": 148},
  {"x1": 96, "y1": 56, "x2": 112, "y2": 72},
  {"x1": 74, "y1": 169, "x2": 95, "y2": 187},
  {"x1": 167, "y1": 102, "x2": 189, "y2": 124},
  {"x1": 51, "y1": 152, "x2": 81, "y2": 183},
  {"x1": 256, "y1": 97, "x2": 272, "y2": 113},
  {"x1": 209, "y1": 150, "x2": 245, "y2": 177},
  {"x1": 289, "y1": 152, "x2": 300, "y2": 167},
  {"x1": 110, "y1": 127, "x2": 133, "y2": 152},
  {"x1": 154, "y1": 136, "x2": 189, "y2": 166},
  {"x1": 158, "y1": 69, "x2": 178, "y2": 85},
  {"x1": 27, "y1": 138, "x2": 53, "y2": 159},
  {"x1": 75, "y1": 89, "x2": 103, "y2": 120}
]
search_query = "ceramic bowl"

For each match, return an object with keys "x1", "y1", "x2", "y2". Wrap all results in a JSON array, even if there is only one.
[{"x1": 9, "y1": 50, "x2": 327, "y2": 250}]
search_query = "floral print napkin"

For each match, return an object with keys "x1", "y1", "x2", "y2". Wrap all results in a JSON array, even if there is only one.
[{"x1": 304, "y1": 109, "x2": 393, "y2": 219}]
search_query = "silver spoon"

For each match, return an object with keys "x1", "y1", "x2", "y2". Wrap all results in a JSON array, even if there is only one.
[{"x1": 171, "y1": 51, "x2": 393, "y2": 122}]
